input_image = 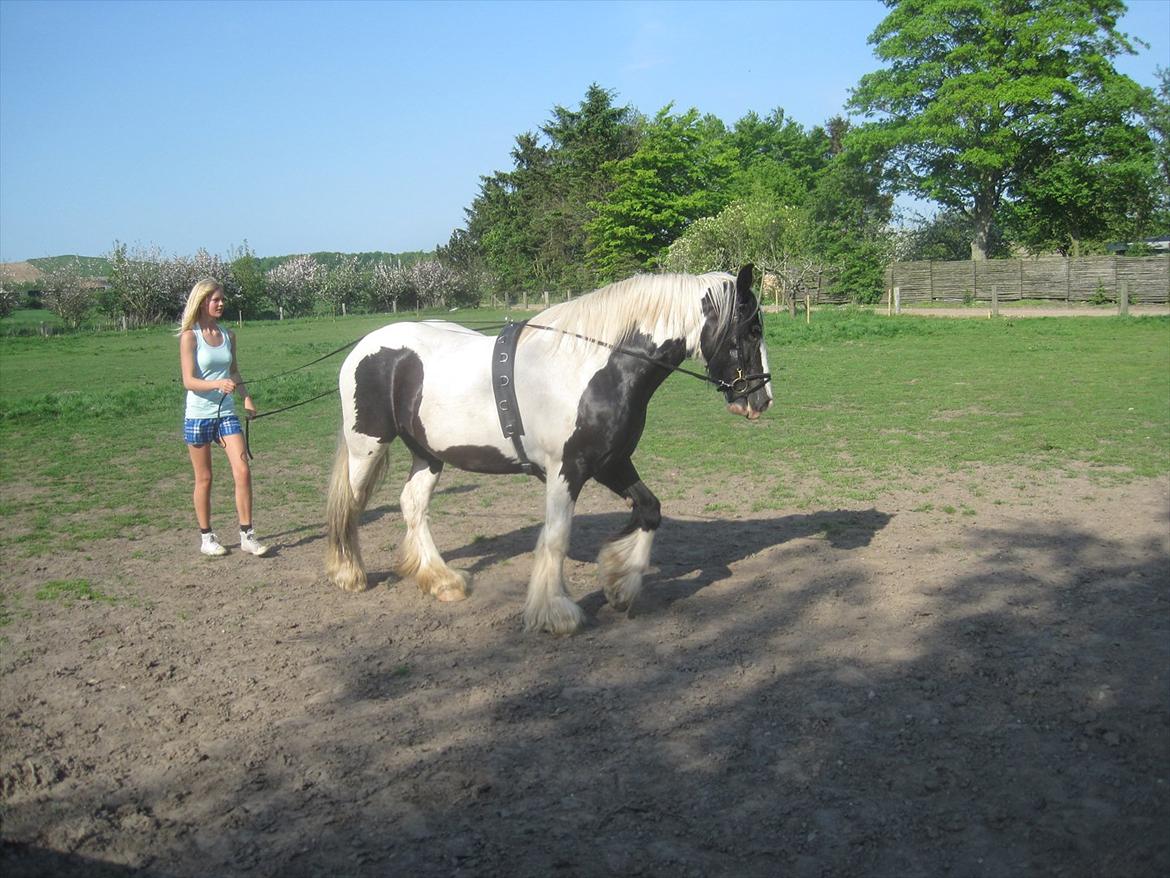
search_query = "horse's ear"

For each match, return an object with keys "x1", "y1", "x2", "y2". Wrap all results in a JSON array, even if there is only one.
[{"x1": 736, "y1": 264, "x2": 754, "y2": 301}]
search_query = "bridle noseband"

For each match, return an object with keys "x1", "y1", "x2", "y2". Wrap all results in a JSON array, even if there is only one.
[{"x1": 709, "y1": 295, "x2": 771, "y2": 399}]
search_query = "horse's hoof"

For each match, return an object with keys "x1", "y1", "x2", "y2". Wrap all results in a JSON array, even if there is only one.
[
  {"x1": 332, "y1": 570, "x2": 369, "y2": 593},
  {"x1": 435, "y1": 583, "x2": 468, "y2": 602},
  {"x1": 418, "y1": 567, "x2": 470, "y2": 602},
  {"x1": 601, "y1": 570, "x2": 642, "y2": 611},
  {"x1": 524, "y1": 597, "x2": 585, "y2": 635}
]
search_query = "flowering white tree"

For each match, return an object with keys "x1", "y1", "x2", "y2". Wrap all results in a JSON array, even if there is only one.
[
  {"x1": 0, "y1": 270, "x2": 20, "y2": 318},
  {"x1": 162, "y1": 249, "x2": 235, "y2": 315},
  {"x1": 42, "y1": 260, "x2": 94, "y2": 328},
  {"x1": 410, "y1": 259, "x2": 477, "y2": 309},
  {"x1": 320, "y1": 255, "x2": 363, "y2": 315},
  {"x1": 106, "y1": 241, "x2": 171, "y2": 323},
  {"x1": 265, "y1": 255, "x2": 322, "y2": 318},
  {"x1": 368, "y1": 261, "x2": 413, "y2": 312}
]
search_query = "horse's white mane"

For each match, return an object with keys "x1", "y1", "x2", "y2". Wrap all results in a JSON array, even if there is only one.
[{"x1": 526, "y1": 271, "x2": 737, "y2": 361}]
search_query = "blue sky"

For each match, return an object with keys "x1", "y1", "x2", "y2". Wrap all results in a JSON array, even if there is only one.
[{"x1": 1, "y1": 0, "x2": 1167, "y2": 262}]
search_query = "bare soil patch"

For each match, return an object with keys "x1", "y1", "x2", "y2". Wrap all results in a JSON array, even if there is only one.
[
  {"x1": 0, "y1": 262, "x2": 42, "y2": 284},
  {"x1": 2, "y1": 466, "x2": 1168, "y2": 877}
]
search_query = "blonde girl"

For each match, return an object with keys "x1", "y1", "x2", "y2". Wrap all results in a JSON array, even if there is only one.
[{"x1": 179, "y1": 278, "x2": 268, "y2": 557}]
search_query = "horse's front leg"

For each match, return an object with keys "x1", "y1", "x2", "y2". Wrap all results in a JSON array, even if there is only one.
[
  {"x1": 524, "y1": 475, "x2": 585, "y2": 634},
  {"x1": 397, "y1": 455, "x2": 469, "y2": 602},
  {"x1": 596, "y1": 459, "x2": 660, "y2": 612}
]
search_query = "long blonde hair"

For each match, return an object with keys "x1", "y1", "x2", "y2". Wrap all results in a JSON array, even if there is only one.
[{"x1": 177, "y1": 278, "x2": 223, "y2": 334}]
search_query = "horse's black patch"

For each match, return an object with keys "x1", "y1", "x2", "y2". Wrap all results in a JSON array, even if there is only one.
[
  {"x1": 353, "y1": 347, "x2": 426, "y2": 444},
  {"x1": 353, "y1": 346, "x2": 540, "y2": 477},
  {"x1": 559, "y1": 331, "x2": 686, "y2": 498},
  {"x1": 440, "y1": 444, "x2": 543, "y2": 478}
]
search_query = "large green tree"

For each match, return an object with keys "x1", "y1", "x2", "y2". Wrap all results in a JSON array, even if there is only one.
[
  {"x1": 1144, "y1": 67, "x2": 1170, "y2": 222},
  {"x1": 849, "y1": 0, "x2": 1149, "y2": 259},
  {"x1": 806, "y1": 126, "x2": 895, "y2": 301},
  {"x1": 727, "y1": 109, "x2": 831, "y2": 205},
  {"x1": 1003, "y1": 80, "x2": 1159, "y2": 255},
  {"x1": 586, "y1": 106, "x2": 736, "y2": 280}
]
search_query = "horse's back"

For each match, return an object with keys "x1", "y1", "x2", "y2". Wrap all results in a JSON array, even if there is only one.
[{"x1": 339, "y1": 320, "x2": 535, "y2": 469}]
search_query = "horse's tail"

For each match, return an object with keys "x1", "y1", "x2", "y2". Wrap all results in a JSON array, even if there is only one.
[{"x1": 325, "y1": 429, "x2": 389, "y2": 592}]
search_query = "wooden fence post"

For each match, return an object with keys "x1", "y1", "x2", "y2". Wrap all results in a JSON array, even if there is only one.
[
  {"x1": 893, "y1": 286, "x2": 901, "y2": 315},
  {"x1": 1119, "y1": 280, "x2": 1129, "y2": 317},
  {"x1": 991, "y1": 285, "x2": 999, "y2": 318}
]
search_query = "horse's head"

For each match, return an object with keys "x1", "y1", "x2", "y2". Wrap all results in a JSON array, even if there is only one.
[{"x1": 701, "y1": 265, "x2": 773, "y2": 420}]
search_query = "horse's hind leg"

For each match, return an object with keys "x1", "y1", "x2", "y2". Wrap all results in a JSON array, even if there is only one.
[
  {"x1": 524, "y1": 476, "x2": 585, "y2": 634},
  {"x1": 326, "y1": 430, "x2": 389, "y2": 592},
  {"x1": 396, "y1": 454, "x2": 469, "y2": 602},
  {"x1": 596, "y1": 460, "x2": 660, "y2": 612}
]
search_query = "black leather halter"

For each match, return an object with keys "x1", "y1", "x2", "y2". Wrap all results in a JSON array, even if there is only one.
[{"x1": 491, "y1": 320, "x2": 539, "y2": 475}]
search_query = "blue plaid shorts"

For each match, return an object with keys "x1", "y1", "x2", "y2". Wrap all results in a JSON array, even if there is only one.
[{"x1": 184, "y1": 416, "x2": 243, "y2": 446}]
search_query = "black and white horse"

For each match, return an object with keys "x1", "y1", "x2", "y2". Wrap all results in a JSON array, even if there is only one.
[{"x1": 325, "y1": 265, "x2": 772, "y2": 634}]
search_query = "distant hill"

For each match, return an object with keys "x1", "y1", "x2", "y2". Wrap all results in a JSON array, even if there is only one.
[
  {"x1": 29, "y1": 255, "x2": 113, "y2": 275},
  {"x1": 2, "y1": 251, "x2": 433, "y2": 284},
  {"x1": 254, "y1": 250, "x2": 433, "y2": 272},
  {"x1": 0, "y1": 261, "x2": 43, "y2": 283}
]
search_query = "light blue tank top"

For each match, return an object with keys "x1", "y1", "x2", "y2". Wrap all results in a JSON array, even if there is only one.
[{"x1": 185, "y1": 328, "x2": 235, "y2": 419}]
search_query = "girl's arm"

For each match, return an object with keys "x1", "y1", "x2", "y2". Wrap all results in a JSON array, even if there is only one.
[{"x1": 227, "y1": 330, "x2": 257, "y2": 418}]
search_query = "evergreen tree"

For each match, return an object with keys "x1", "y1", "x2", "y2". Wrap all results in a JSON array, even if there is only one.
[{"x1": 462, "y1": 85, "x2": 639, "y2": 294}]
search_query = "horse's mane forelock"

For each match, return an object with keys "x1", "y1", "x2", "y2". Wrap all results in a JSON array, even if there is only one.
[{"x1": 527, "y1": 272, "x2": 736, "y2": 359}]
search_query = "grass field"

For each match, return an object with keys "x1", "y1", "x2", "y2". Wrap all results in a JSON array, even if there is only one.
[{"x1": 1, "y1": 308, "x2": 1167, "y2": 558}]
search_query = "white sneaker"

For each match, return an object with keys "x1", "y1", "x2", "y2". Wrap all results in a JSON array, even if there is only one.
[
  {"x1": 239, "y1": 530, "x2": 269, "y2": 557},
  {"x1": 200, "y1": 533, "x2": 227, "y2": 556}
]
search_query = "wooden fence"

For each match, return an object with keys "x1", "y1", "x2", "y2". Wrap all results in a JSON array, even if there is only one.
[{"x1": 884, "y1": 254, "x2": 1170, "y2": 304}]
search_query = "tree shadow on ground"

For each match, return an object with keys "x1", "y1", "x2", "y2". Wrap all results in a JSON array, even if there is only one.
[
  {"x1": 440, "y1": 508, "x2": 892, "y2": 617},
  {"x1": 283, "y1": 515, "x2": 1169, "y2": 877},
  {"x1": 4, "y1": 509, "x2": 1167, "y2": 877}
]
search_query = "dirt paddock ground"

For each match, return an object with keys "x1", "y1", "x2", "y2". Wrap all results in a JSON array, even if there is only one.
[{"x1": 2, "y1": 465, "x2": 1168, "y2": 877}]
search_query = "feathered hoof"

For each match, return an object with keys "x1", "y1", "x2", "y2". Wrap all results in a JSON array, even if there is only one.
[
  {"x1": 332, "y1": 567, "x2": 369, "y2": 593},
  {"x1": 417, "y1": 566, "x2": 470, "y2": 602},
  {"x1": 524, "y1": 596, "x2": 585, "y2": 635},
  {"x1": 601, "y1": 570, "x2": 643, "y2": 612},
  {"x1": 597, "y1": 535, "x2": 647, "y2": 611}
]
